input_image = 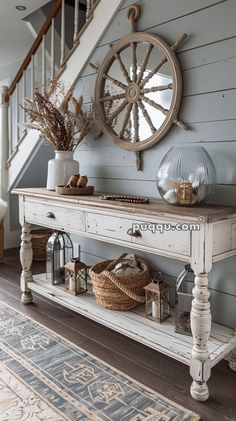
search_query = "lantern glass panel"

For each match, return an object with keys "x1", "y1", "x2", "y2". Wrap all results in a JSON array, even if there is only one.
[
  {"x1": 175, "y1": 280, "x2": 193, "y2": 336},
  {"x1": 46, "y1": 231, "x2": 73, "y2": 285},
  {"x1": 78, "y1": 268, "x2": 88, "y2": 291},
  {"x1": 159, "y1": 287, "x2": 170, "y2": 321},
  {"x1": 146, "y1": 294, "x2": 153, "y2": 318}
]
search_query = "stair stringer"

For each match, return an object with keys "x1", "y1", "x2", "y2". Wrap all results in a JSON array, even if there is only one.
[{"x1": 8, "y1": 130, "x2": 42, "y2": 190}]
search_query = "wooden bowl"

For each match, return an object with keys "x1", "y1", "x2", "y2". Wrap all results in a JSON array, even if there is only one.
[{"x1": 56, "y1": 185, "x2": 94, "y2": 195}]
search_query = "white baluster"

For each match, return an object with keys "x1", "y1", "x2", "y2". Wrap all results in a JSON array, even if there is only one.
[
  {"x1": 86, "y1": 0, "x2": 91, "y2": 20},
  {"x1": 0, "y1": 86, "x2": 9, "y2": 199},
  {"x1": 16, "y1": 83, "x2": 19, "y2": 144},
  {"x1": 42, "y1": 34, "x2": 46, "y2": 91},
  {"x1": 31, "y1": 55, "x2": 35, "y2": 99},
  {"x1": 73, "y1": 0, "x2": 79, "y2": 43},
  {"x1": 22, "y1": 70, "x2": 26, "y2": 123},
  {"x1": 8, "y1": 96, "x2": 12, "y2": 155},
  {"x1": 60, "y1": 0, "x2": 65, "y2": 66},
  {"x1": 51, "y1": 17, "x2": 55, "y2": 79}
]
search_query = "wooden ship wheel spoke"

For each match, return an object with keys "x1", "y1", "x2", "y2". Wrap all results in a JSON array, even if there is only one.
[
  {"x1": 139, "y1": 57, "x2": 167, "y2": 88},
  {"x1": 141, "y1": 84, "x2": 173, "y2": 94},
  {"x1": 119, "y1": 103, "x2": 133, "y2": 139},
  {"x1": 114, "y1": 52, "x2": 131, "y2": 84},
  {"x1": 100, "y1": 93, "x2": 126, "y2": 103},
  {"x1": 137, "y1": 99, "x2": 156, "y2": 135},
  {"x1": 142, "y1": 96, "x2": 169, "y2": 116},
  {"x1": 131, "y1": 41, "x2": 137, "y2": 82},
  {"x1": 93, "y1": 4, "x2": 188, "y2": 170},
  {"x1": 136, "y1": 43, "x2": 154, "y2": 85},
  {"x1": 132, "y1": 102, "x2": 139, "y2": 142},
  {"x1": 102, "y1": 74, "x2": 127, "y2": 91},
  {"x1": 106, "y1": 99, "x2": 129, "y2": 125}
]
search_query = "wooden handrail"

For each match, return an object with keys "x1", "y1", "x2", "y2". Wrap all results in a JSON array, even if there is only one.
[{"x1": 9, "y1": 0, "x2": 63, "y2": 96}]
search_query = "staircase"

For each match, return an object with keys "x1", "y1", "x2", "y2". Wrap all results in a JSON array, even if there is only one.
[
  {"x1": 0, "y1": 0, "x2": 123, "y2": 248},
  {"x1": 0, "y1": 0, "x2": 123, "y2": 194}
]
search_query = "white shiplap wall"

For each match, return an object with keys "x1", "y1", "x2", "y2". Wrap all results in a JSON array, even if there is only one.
[{"x1": 73, "y1": 0, "x2": 236, "y2": 328}]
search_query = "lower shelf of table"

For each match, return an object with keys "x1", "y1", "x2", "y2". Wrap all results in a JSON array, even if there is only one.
[{"x1": 28, "y1": 274, "x2": 236, "y2": 367}]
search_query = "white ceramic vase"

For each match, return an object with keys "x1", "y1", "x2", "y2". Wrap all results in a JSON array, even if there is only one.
[{"x1": 46, "y1": 151, "x2": 79, "y2": 190}]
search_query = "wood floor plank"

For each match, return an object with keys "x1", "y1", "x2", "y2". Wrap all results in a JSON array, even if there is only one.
[{"x1": 0, "y1": 249, "x2": 236, "y2": 421}]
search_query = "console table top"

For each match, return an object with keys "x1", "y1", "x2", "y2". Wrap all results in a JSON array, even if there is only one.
[
  {"x1": 12, "y1": 187, "x2": 236, "y2": 222},
  {"x1": 14, "y1": 187, "x2": 236, "y2": 400}
]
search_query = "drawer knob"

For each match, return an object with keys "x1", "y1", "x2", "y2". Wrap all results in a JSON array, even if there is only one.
[
  {"x1": 127, "y1": 228, "x2": 142, "y2": 237},
  {"x1": 46, "y1": 212, "x2": 55, "y2": 219}
]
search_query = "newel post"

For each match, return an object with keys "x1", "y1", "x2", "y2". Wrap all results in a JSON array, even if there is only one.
[{"x1": 0, "y1": 86, "x2": 9, "y2": 199}]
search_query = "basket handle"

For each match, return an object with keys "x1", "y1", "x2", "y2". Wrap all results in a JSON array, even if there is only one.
[
  {"x1": 105, "y1": 253, "x2": 128, "y2": 271},
  {"x1": 88, "y1": 257, "x2": 129, "y2": 281},
  {"x1": 102, "y1": 270, "x2": 146, "y2": 303},
  {"x1": 104, "y1": 253, "x2": 140, "y2": 271}
]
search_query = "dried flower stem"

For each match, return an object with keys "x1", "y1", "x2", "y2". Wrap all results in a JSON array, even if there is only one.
[{"x1": 21, "y1": 79, "x2": 96, "y2": 151}]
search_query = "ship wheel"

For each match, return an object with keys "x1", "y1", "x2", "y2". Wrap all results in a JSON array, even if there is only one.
[{"x1": 93, "y1": 5, "x2": 188, "y2": 170}]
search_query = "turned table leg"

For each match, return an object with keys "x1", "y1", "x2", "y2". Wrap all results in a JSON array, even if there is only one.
[
  {"x1": 190, "y1": 272, "x2": 211, "y2": 401},
  {"x1": 20, "y1": 223, "x2": 33, "y2": 304}
]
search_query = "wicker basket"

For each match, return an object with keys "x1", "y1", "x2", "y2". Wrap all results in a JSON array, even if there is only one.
[
  {"x1": 31, "y1": 228, "x2": 53, "y2": 261},
  {"x1": 89, "y1": 253, "x2": 149, "y2": 310}
]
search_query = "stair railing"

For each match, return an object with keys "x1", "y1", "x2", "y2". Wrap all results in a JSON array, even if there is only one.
[
  {"x1": 3, "y1": 0, "x2": 99, "y2": 170},
  {"x1": 0, "y1": 87, "x2": 9, "y2": 199}
]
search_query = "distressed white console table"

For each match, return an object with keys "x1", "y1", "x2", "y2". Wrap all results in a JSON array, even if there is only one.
[{"x1": 12, "y1": 188, "x2": 236, "y2": 402}]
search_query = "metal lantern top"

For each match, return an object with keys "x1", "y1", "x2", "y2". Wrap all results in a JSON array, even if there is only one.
[
  {"x1": 64, "y1": 258, "x2": 87, "y2": 273},
  {"x1": 144, "y1": 279, "x2": 169, "y2": 295},
  {"x1": 47, "y1": 230, "x2": 73, "y2": 250},
  {"x1": 46, "y1": 230, "x2": 74, "y2": 285}
]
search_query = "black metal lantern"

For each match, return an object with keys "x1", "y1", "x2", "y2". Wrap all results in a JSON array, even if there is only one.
[{"x1": 46, "y1": 231, "x2": 73, "y2": 285}]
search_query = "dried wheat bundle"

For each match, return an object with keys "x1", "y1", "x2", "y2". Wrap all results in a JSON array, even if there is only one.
[{"x1": 21, "y1": 80, "x2": 96, "y2": 151}]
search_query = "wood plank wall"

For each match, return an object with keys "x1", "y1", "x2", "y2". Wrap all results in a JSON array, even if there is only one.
[{"x1": 73, "y1": 0, "x2": 236, "y2": 328}]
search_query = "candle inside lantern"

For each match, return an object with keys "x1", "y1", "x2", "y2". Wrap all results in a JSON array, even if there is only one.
[
  {"x1": 69, "y1": 276, "x2": 74, "y2": 291},
  {"x1": 152, "y1": 300, "x2": 159, "y2": 320}
]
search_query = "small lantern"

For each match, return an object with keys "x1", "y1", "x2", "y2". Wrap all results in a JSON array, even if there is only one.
[
  {"x1": 64, "y1": 258, "x2": 88, "y2": 295},
  {"x1": 175, "y1": 264, "x2": 194, "y2": 336},
  {"x1": 144, "y1": 278, "x2": 170, "y2": 323},
  {"x1": 46, "y1": 231, "x2": 73, "y2": 285}
]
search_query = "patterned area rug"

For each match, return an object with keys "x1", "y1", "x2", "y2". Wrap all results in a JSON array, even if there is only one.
[{"x1": 0, "y1": 302, "x2": 200, "y2": 421}]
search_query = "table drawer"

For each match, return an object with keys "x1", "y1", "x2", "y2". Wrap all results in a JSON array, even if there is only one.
[
  {"x1": 131, "y1": 220, "x2": 191, "y2": 256},
  {"x1": 24, "y1": 199, "x2": 85, "y2": 233},
  {"x1": 86, "y1": 213, "x2": 132, "y2": 242},
  {"x1": 213, "y1": 222, "x2": 232, "y2": 256}
]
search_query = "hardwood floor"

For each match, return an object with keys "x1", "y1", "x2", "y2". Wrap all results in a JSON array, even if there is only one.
[{"x1": 0, "y1": 248, "x2": 235, "y2": 421}]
